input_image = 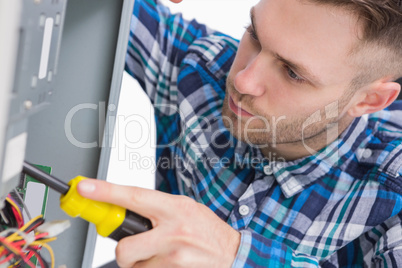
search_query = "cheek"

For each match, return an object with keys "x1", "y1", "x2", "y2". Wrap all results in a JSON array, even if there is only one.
[
  {"x1": 253, "y1": 82, "x2": 323, "y2": 118},
  {"x1": 254, "y1": 75, "x2": 301, "y2": 116}
]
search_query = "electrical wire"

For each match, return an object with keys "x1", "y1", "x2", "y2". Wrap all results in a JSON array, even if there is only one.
[
  {"x1": 4, "y1": 197, "x2": 23, "y2": 228},
  {"x1": 0, "y1": 236, "x2": 35, "y2": 268},
  {"x1": 0, "y1": 213, "x2": 57, "y2": 267},
  {"x1": 12, "y1": 189, "x2": 32, "y2": 221},
  {"x1": 31, "y1": 242, "x2": 55, "y2": 268},
  {"x1": 27, "y1": 246, "x2": 48, "y2": 268},
  {"x1": 0, "y1": 196, "x2": 24, "y2": 230},
  {"x1": 0, "y1": 179, "x2": 65, "y2": 268},
  {"x1": 6, "y1": 215, "x2": 44, "y2": 242}
]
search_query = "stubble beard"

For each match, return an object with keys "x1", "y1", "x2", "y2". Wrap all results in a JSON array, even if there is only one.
[{"x1": 221, "y1": 78, "x2": 353, "y2": 150}]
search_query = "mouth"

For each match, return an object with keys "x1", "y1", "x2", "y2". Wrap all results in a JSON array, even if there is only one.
[{"x1": 229, "y1": 95, "x2": 254, "y2": 117}]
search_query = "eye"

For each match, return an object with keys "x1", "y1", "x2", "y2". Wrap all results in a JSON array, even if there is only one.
[
  {"x1": 245, "y1": 25, "x2": 258, "y2": 42},
  {"x1": 285, "y1": 66, "x2": 305, "y2": 83}
]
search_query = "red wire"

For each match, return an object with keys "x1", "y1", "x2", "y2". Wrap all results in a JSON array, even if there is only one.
[
  {"x1": 0, "y1": 252, "x2": 15, "y2": 264},
  {"x1": 25, "y1": 218, "x2": 45, "y2": 233},
  {"x1": 0, "y1": 209, "x2": 50, "y2": 268},
  {"x1": 35, "y1": 232, "x2": 49, "y2": 240},
  {"x1": 0, "y1": 236, "x2": 20, "y2": 254},
  {"x1": 0, "y1": 237, "x2": 35, "y2": 268},
  {"x1": 10, "y1": 206, "x2": 24, "y2": 228},
  {"x1": 25, "y1": 250, "x2": 35, "y2": 261},
  {"x1": 12, "y1": 232, "x2": 49, "y2": 247},
  {"x1": 6, "y1": 196, "x2": 24, "y2": 228},
  {"x1": 19, "y1": 253, "x2": 36, "y2": 268},
  {"x1": 27, "y1": 247, "x2": 47, "y2": 268},
  {"x1": 0, "y1": 248, "x2": 8, "y2": 258}
]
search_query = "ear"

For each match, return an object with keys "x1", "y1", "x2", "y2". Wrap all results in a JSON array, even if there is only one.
[{"x1": 348, "y1": 79, "x2": 401, "y2": 117}]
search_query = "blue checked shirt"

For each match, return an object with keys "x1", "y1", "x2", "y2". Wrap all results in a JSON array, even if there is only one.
[{"x1": 125, "y1": 0, "x2": 402, "y2": 266}]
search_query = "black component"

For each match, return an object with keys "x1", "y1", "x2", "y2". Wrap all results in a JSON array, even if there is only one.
[
  {"x1": 108, "y1": 210, "x2": 152, "y2": 241},
  {"x1": 17, "y1": 172, "x2": 26, "y2": 194},
  {"x1": 0, "y1": 200, "x2": 19, "y2": 229},
  {"x1": 22, "y1": 161, "x2": 70, "y2": 195}
]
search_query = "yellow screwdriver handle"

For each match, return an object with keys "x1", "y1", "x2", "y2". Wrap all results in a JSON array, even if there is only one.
[
  {"x1": 60, "y1": 176, "x2": 152, "y2": 240},
  {"x1": 60, "y1": 176, "x2": 126, "y2": 237}
]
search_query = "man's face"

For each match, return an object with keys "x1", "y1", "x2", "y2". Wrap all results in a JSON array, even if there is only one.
[{"x1": 222, "y1": 0, "x2": 363, "y2": 155}]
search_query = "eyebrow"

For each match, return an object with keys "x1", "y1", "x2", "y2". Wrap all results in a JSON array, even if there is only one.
[{"x1": 250, "y1": 7, "x2": 323, "y2": 86}]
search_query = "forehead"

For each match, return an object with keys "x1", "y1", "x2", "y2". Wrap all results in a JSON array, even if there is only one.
[{"x1": 253, "y1": 0, "x2": 362, "y2": 86}]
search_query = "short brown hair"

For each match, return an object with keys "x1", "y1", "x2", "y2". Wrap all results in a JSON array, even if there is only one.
[{"x1": 309, "y1": 0, "x2": 402, "y2": 87}]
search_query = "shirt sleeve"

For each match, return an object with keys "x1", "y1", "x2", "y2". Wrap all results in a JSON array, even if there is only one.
[
  {"x1": 232, "y1": 230, "x2": 319, "y2": 268},
  {"x1": 125, "y1": 0, "x2": 213, "y2": 114}
]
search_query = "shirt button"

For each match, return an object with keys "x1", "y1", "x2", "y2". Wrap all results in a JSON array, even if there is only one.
[
  {"x1": 362, "y1": 149, "x2": 372, "y2": 159},
  {"x1": 263, "y1": 165, "x2": 273, "y2": 175},
  {"x1": 239, "y1": 205, "x2": 250, "y2": 216}
]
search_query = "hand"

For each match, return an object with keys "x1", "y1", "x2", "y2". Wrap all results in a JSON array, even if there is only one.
[{"x1": 77, "y1": 179, "x2": 240, "y2": 268}]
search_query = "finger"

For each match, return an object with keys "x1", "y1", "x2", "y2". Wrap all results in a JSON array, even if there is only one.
[
  {"x1": 115, "y1": 229, "x2": 160, "y2": 268},
  {"x1": 169, "y1": 0, "x2": 183, "y2": 3},
  {"x1": 77, "y1": 179, "x2": 173, "y2": 219}
]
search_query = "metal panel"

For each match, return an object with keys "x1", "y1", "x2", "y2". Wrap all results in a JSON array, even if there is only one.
[
  {"x1": 11, "y1": 0, "x2": 66, "y2": 119},
  {"x1": 83, "y1": 0, "x2": 135, "y2": 266},
  {"x1": 24, "y1": 0, "x2": 130, "y2": 266},
  {"x1": 0, "y1": 0, "x2": 67, "y2": 198}
]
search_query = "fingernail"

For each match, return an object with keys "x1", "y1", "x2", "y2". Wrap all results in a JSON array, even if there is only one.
[{"x1": 78, "y1": 181, "x2": 96, "y2": 193}]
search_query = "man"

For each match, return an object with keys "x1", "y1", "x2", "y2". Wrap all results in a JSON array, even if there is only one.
[{"x1": 78, "y1": 0, "x2": 402, "y2": 266}]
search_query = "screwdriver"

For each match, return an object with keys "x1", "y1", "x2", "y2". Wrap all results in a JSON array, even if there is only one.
[{"x1": 22, "y1": 161, "x2": 152, "y2": 241}]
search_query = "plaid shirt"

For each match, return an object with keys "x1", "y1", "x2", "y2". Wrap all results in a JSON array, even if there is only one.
[{"x1": 125, "y1": 0, "x2": 402, "y2": 266}]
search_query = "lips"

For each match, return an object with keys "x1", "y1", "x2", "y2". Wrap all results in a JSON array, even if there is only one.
[{"x1": 229, "y1": 95, "x2": 254, "y2": 117}]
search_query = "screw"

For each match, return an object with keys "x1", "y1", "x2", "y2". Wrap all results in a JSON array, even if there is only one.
[{"x1": 24, "y1": 100, "x2": 33, "y2": 110}]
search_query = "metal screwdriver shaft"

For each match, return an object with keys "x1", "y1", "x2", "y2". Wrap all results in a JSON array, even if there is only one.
[{"x1": 22, "y1": 161, "x2": 70, "y2": 195}]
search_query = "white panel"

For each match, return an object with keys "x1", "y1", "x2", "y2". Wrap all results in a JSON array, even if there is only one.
[
  {"x1": 2, "y1": 132, "x2": 27, "y2": 182},
  {"x1": 39, "y1": 17, "x2": 54, "y2": 79},
  {"x1": 23, "y1": 181, "x2": 46, "y2": 220},
  {"x1": 0, "y1": 0, "x2": 22, "y2": 183}
]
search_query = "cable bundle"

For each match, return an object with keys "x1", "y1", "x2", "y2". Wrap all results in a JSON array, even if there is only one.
[
  {"x1": 0, "y1": 196, "x2": 65, "y2": 268},
  {"x1": 0, "y1": 197, "x2": 24, "y2": 230},
  {"x1": 0, "y1": 214, "x2": 56, "y2": 268}
]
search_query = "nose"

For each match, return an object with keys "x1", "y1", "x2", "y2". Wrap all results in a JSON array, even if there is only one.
[{"x1": 234, "y1": 55, "x2": 266, "y2": 97}]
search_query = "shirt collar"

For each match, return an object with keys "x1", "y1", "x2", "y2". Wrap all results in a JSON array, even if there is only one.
[{"x1": 234, "y1": 115, "x2": 369, "y2": 198}]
